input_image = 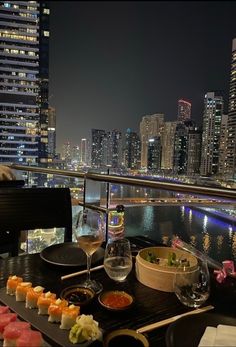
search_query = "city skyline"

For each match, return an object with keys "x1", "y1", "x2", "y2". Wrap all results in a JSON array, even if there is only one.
[{"x1": 49, "y1": 1, "x2": 236, "y2": 152}]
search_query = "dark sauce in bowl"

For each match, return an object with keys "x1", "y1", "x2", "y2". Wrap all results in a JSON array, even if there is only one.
[
  {"x1": 60, "y1": 286, "x2": 95, "y2": 306},
  {"x1": 103, "y1": 329, "x2": 149, "y2": 347},
  {"x1": 108, "y1": 335, "x2": 145, "y2": 347}
]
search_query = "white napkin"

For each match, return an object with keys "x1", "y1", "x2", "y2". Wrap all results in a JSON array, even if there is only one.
[
  {"x1": 198, "y1": 325, "x2": 236, "y2": 347},
  {"x1": 198, "y1": 327, "x2": 216, "y2": 346}
]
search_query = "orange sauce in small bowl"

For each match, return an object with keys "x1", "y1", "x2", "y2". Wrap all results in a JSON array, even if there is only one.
[{"x1": 99, "y1": 291, "x2": 133, "y2": 310}]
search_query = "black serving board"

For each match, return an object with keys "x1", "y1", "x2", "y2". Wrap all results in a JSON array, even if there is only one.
[{"x1": 0, "y1": 288, "x2": 102, "y2": 347}]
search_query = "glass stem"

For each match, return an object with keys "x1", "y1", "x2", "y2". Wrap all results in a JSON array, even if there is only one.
[{"x1": 86, "y1": 254, "x2": 92, "y2": 282}]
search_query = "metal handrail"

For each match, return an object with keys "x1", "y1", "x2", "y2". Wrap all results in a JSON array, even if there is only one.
[{"x1": 9, "y1": 164, "x2": 236, "y2": 200}]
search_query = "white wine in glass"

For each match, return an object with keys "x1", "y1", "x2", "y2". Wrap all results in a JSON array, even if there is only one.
[{"x1": 74, "y1": 209, "x2": 105, "y2": 294}]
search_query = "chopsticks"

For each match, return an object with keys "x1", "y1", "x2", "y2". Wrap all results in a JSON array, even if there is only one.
[
  {"x1": 61, "y1": 264, "x2": 104, "y2": 281},
  {"x1": 136, "y1": 305, "x2": 214, "y2": 334}
]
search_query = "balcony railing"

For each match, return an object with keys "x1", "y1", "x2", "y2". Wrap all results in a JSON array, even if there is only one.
[{"x1": 7, "y1": 164, "x2": 236, "y2": 262}]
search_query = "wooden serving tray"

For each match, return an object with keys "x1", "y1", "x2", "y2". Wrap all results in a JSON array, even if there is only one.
[{"x1": 0, "y1": 288, "x2": 101, "y2": 347}]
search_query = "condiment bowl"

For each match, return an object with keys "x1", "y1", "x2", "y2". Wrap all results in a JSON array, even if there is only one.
[
  {"x1": 98, "y1": 290, "x2": 133, "y2": 311},
  {"x1": 60, "y1": 285, "x2": 95, "y2": 306},
  {"x1": 103, "y1": 328, "x2": 149, "y2": 347}
]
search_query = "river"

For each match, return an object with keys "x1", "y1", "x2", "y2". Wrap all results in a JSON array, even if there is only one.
[{"x1": 109, "y1": 185, "x2": 236, "y2": 263}]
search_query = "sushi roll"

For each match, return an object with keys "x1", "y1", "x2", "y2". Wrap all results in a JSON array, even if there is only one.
[
  {"x1": 16, "y1": 330, "x2": 43, "y2": 347},
  {"x1": 37, "y1": 291, "x2": 56, "y2": 315},
  {"x1": 3, "y1": 321, "x2": 30, "y2": 347},
  {"x1": 0, "y1": 306, "x2": 9, "y2": 315},
  {"x1": 15, "y1": 282, "x2": 32, "y2": 302},
  {"x1": 48, "y1": 298, "x2": 68, "y2": 323},
  {"x1": 0, "y1": 313, "x2": 17, "y2": 339},
  {"x1": 25, "y1": 286, "x2": 44, "y2": 309},
  {"x1": 60, "y1": 304, "x2": 80, "y2": 330},
  {"x1": 6, "y1": 276, "x2": 23, "y2": 296}
]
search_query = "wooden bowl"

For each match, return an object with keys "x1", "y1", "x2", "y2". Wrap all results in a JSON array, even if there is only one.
[{"x1": 135, "y1": 247, "x2": 198, "y2": 292}]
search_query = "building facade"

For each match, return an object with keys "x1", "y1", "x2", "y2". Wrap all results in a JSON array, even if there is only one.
[
  {"x1": 200, "y1": 92, "x2": 223, "y2": 176},
  {"x1": 147, "y1": 136, "x2": 162, "y2": 173},
  {"x1": 91, "y1": 129, "x2": 106, "y2": 168},
  {"x1": 0, "y1": 1, "x2": 50, "y2": 165},
  {"x1": 140, "y1": 113, "x2": 164, "y2": 169},
  {"x1": 124, "y1": 128, "x2": 140, "y2": 170},
  {"x1": 161, "y1": 121, "x2": 177, "y2": 172},
  {"x1": 226, "y1": 38, "x2": 236, "y2": 179},
  {"x1": 177, "y1": 99, "x2": 191, "y2": 122}
]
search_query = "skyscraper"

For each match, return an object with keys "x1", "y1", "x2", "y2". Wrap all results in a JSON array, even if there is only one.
[
  {"x1": 106, "y1": 129, "x2": 122, "y2": 168},
  {"x1": 161, "y1": 121, "x2": 177, "y2": 172},
  {"x1": 147, "y1": 136, "x2": 162, "y2": 173},
  {"x1": 177, "y1": 99, "x2": 191, "y2": 122},
  {"x1": 0, "y1": 1, "x2": 50, "y2": 165},
  {"x1": 47, "y1": 106, "x2": 56, "y2": 158},
  {"x1": 124, "y1": 128, "x2": 141, "y2": 170},
  {"x1": 80, "y1": 138, "x2": 88, "y2": 166},
  {"x1": 91, "y1": 129, "x2": 106, "y2": 168},
  {"x1": 226, "y1": 38, "x2": 236, "y2": 179},
  {"x1": 140, "y1": 113, "x2": 164, "y2": 169},
  {"x1": 218, "y1": 114, "x2": 228, "y2": 175},
  {"x1": 200, "y1": 92, "x2": 223, "y2": 176}
]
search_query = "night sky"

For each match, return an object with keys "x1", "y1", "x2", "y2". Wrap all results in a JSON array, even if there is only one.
[{"x1": 49, "y1": 1, "x2": 236, "y2": 153}]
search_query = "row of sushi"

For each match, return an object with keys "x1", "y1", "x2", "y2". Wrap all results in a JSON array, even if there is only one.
[
  {"x1": 6, "y1": 275, "x2": 80, "y2": 330},
  {"x1": 0, "y1": 305, "x2": 43, "y2": 347}
]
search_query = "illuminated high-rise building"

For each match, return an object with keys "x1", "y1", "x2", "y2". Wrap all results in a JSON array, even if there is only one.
[
  {"x1": 173, "y1": 120, "x2": 199, "y2": 175},
  {"x1": 200, "y1": 92, "x2": 223, "y2": 176},
  {"x1": 0, "y1": 1, "x2": 50, "y2": 165},
  {"x1": 63, "y1": 141, "x2": 71, "y2": 164},
  {"x1": 140, "y1": 113, "x2": 164, "y2": 169},
  {"x1": 106, "y1": 129, "x2": 122, "y2": 168},
  {"x1": 124, "y1": 128, "x2": 141, "y2": 169},
  {"x1": 91, "y1": 129, "x2": 106, "y2": 168},
  {"x1": 147, "y1": 136, "x2": 162, "y2": 173},
  {"x1": 226, "y1": 38, "x2": 236, "y2": 178},
  {"x1": 218, "y1": 114, "x2": 228, "y2": 175},
  {"x1": 177, "y1": 99, "x2": 191, "y2": 122},
  {"x1": 161, "y1": 121, "x2": 177, "y2": 171},
  {"x1": 47, "y1": 106, "x2": 56, "y2": 158},
  {"x1": 80, "y1": 138, "x2": 88, "y2": 165}
]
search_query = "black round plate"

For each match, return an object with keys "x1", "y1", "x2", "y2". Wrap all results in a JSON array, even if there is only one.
[
  {"x1": 166, "y1": 312, "x2": 236, "y2": 347},
  {"x1": 40, "y1": 242, "x2": 104, "y2": 267}
]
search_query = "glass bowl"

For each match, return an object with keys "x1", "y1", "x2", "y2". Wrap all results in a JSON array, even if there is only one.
[{"x1": 98, "y1": 290, "x2": 134, "y2": 311}]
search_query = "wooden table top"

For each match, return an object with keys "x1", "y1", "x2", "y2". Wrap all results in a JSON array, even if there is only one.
[{"x1": 0, "y1": 240, "x2": 235, "y2": 347}]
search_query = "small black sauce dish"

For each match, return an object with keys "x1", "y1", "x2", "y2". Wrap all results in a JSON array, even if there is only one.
[{"x1": 60, "y1": 285, "x2": 95, "y2": 306}]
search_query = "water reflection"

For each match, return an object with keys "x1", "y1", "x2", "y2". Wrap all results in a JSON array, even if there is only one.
[{"x1": 125, "y1": 205, "x2": 236, "y2": 263}]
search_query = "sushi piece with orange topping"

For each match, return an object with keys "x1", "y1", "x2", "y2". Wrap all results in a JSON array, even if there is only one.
[
  {"x1": 6, "y1": 276, "x2": 23, "y2": 296},
  {"x1": 37, "y1": 291, "x2": 56, "y2": 315},
  {"x1": 25, "y1": 286, "x2": 44, "y2": 309},
  {"x1": 60, "y1": 304, "x2": 80, "y2": 330},
  {"x1": 15, "y1": 282, "x2": 32, "y2": 302},
  {"x1": 48, "y1": 298, "x2": 68, "y2": 323}
]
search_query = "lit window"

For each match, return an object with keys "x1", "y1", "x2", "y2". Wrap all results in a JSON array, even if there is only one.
[
  {"x1": 43, "y1": 8, "x2": 50, "y2": 14},
  {"x1": 43, "y1": 31, "x2": 50, "y2": 37}
]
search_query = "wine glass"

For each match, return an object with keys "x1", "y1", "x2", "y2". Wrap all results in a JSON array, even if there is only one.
[
  {"x1": 74, "y1": 209, "x2": 105, "y2": 294},
  {"x1": 103, "y1": 238, "x2": 132, "y2": 282},
  {"x1": 173, "y1": 259, "x2": 210, "y2": 308}
]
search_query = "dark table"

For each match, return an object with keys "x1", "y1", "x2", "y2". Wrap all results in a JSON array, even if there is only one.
[{"x1": 0, "y1": 242, "x2": 236, "y2": 347}]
